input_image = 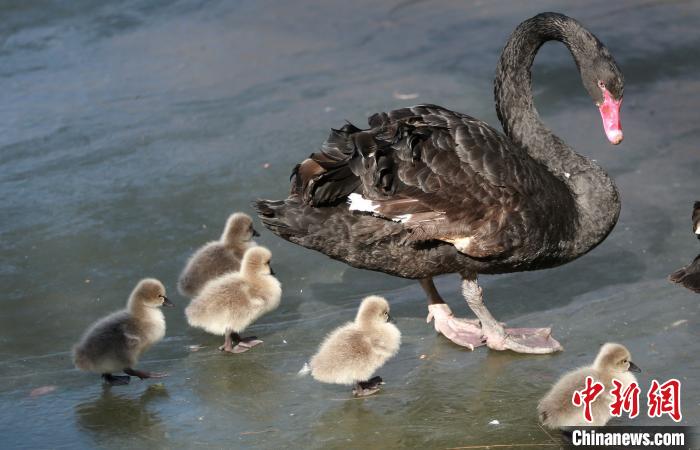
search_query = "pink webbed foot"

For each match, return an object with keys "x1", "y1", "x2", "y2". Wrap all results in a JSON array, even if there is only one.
[
  {"x1": 461, "y1": 279, "x2": 563, "y2": 354},
  {"x1": 426, "y1": 304, "x2": 485, "y2": 350},
  {"x1": 482, "y1": 326, "x2": 563, "y2": 354}
]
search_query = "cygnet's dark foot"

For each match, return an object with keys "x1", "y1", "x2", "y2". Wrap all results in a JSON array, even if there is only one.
[
  {"x1": 123, "y1": 368, "x2": 168, "y2": 380},
  {"x1": 352, "y1": 376, "x2": 384, "y2": 397},
  {"x1": 102, "y1": 373, "x2": 131, "y2": 386},
  {"x1": 232, "y1": 336, "x2": 264, "y2": 354},
  {"x1": 219, "y1": 343, "x2": 233, "y2": 353},
  {"x1": 219, "y1": 332, "x2": 238, "y2": 353}
]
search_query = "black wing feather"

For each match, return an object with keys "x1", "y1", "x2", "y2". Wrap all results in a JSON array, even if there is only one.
[{"x1": 287, "y1": 104, "x2": 575, "y2": 258}]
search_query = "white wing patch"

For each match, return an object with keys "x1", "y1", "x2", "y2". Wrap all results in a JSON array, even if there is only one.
[
  {"x1": 348, "y1": 194, "x2": 415, "y2": 223},
  {"x1": 347, "y1": 193, "x2": 379, "y2": 213},
  {"x1": 442, "y1": 236, "x2": 474, "y2": 254}
]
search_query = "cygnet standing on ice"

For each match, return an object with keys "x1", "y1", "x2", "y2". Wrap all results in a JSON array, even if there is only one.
[
  {"x1": 538, "y1": 343, "x2": 641, "y2": 428},
  {"x1": 185, "y1": 246, "x2": 281, "y2": 353},
  {"x1": 73, "y1": 278, "x2": 174, "y2": 385},
  {"x1": 301, "y1": 295, "x2": 401, "y2": 397},
  {"x1": 178, "y1": 212, "x2": 259, "y2": 297}
]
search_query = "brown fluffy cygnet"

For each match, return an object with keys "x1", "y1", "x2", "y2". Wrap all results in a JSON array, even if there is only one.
[
  {"x1": 73, "y1": 278, "x2": 174, "y2": 385},
  {"x1": 185, "y1": 246, "x2": 281, "y2": 353},
  {"x1": 538, "y1": 343, "x2": 640, "y2": 429},
  {"x1": 303, "y1": 295, "x2": 401, "y2": 397},
  {"x1": 178, "y1": 212, "x2": 259, "y2": 297}
]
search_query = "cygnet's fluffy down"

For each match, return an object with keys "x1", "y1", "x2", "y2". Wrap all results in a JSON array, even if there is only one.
[
  {"x1": 538, "y1": 343, "x2": 640, "y2": 429},
  {"x1": 73, "y1": 278, "x2": 174, "y2": 385},
  {"x1": 185, "y1": 246, "x2": 281, "y2": 353},
  {"x1": 306, "y1": 295, "x2": 401, "y2": 396},
  {"x1": 178, "y1": 212, "x2": 259, "y2": 297}
]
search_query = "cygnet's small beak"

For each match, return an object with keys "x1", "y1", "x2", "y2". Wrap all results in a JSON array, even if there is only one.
[
  {"x1": 387, "y1": 314, "x2": 396, "y2": 323},
  {"x1": 628, "y1": 361, "x2": 641, "y2": 373},
  {"x1": 252, "y1": 228, "x2": 261, "y2": 237},
  {"x1": 269, "y1": 265, "x2": 276, "y2": 276},
  {"x1": 159, "y1": 295, "x2": 175, "y2": 307}
]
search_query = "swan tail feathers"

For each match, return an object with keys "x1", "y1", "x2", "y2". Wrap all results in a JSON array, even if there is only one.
[
  {"x1": 290, "y1": 123, "x2": 363, "y2": 206},
  {"x1": 254, "y1": 198, "x2": 332, "y2": 245},
  {"x1": 253, "y1": 199, "x2": 296, "y2": 240},
  {"x1": 669, "y1": 267, "x2": 687, "y2": 284}
]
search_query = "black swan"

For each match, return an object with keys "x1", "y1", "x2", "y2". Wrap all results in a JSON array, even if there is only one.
[
  {"x1": 668, "y1": 202, "x2": 700, "y2": 293},
  {"x1": 255, "y1": 12, "x2": 624, "y2": 354}
]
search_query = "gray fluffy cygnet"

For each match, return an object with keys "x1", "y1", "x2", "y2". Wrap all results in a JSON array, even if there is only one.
[
  {"x1": 73, "y1": 278, "x2": 174, "y2": 385},
  {"x1": 178, "y1": 212, "x2": 259, "y2": 297}
]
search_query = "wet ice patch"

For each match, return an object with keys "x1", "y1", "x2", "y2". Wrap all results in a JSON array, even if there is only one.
[{"x1": 29, "y1": 386, "x2": 57, "y2": 397}]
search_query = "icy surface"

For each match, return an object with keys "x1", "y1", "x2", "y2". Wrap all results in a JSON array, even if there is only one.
[{"x1": 0, "y1": 0, "x2": 698, "y2": 447}]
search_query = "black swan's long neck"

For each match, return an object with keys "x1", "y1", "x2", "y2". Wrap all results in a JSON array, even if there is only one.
[{"x1": 494, "y1": 13, "x2": 620, "y2": 256}]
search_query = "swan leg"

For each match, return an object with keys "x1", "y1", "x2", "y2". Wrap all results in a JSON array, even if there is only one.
[
  {"x1": 422, "y1": 277, "x2": 485, "y2": 350},
  {"x1": 352, "y1": 376, "x2": 384, "y2": 397},
  {"x1": 102, "y1": 373, "x2": 130, "y2": 385},
  {"x1": 124, "y1": 368, "x2": 168, "y2": 379},
  {"x1": 461, "y1": 276, "x2": 563, "y2": 354}
]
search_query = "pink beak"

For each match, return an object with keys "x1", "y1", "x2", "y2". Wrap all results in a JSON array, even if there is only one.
[{"x1": 598, "y1": 88, "x2": 623, "y2": 145}]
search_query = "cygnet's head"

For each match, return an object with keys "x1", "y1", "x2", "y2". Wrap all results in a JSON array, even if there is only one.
[
  {"x1": 356, "y1": 295, "x2": 393, "y2": 327},
  {"x1": 593, "y1": 343, "x2": 641, "y2": 374},
  {"x1": 128, "y1": 278, "x2": 174, "y2": 309},
  {"x1": 222, "y1": 212, "x2": 259, "y2": 246},
  {"x1": 241, "y1": 246, "x2": 274, "y2": 276}
]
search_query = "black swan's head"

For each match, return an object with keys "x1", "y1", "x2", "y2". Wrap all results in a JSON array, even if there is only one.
[
  {"x1": 577, "y1": 39, "x2": 624, "y2": 145},
  {"x1": 497, "y1": 12, "x2": 626, "y2": 147}
]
